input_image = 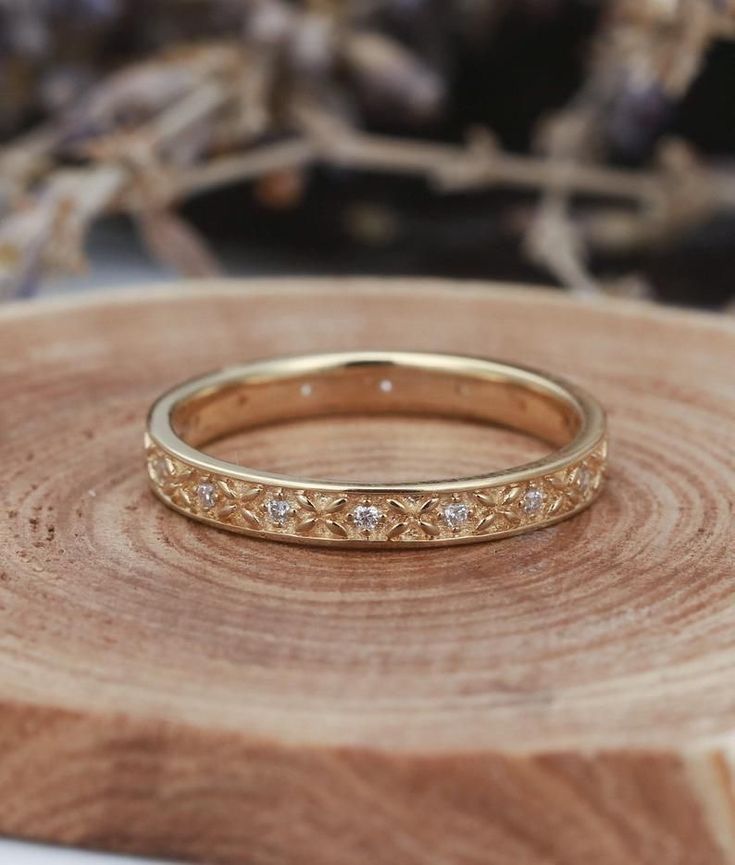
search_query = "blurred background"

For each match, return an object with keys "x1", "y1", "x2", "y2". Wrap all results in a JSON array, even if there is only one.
[{"x1": 1, "y1": 0, "x2": 734, "y2": 308}]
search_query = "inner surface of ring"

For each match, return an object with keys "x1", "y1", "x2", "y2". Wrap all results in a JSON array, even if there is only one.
[{"x1": 170, "y1": 362, "x2": 583, "y2": 458}]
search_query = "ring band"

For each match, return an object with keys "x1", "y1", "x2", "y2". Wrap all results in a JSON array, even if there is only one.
[{"x1": 145, "y1": 351, "x2": 607, "y2": 548}]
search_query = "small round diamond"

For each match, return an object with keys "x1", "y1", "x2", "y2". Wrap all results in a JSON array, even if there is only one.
[
  {"x1": 442, "y1": 502, "x2": 469, "y2": 529},
  {"x1": 575, "y1": 466, "x2": 591, "y2": 494},
  {"x1": 197, "y1": 481, "x2": 217, "y2": 510},
  {"x1": 152, "y1": 456, "x2": 172, "y2": 481},
  {"x1": 522, "y1": 488, "x2": 545, "y2": 515},
  {"x1": 266, "y1": 498, "x2": 292, "y2": 526},
  {"x1": 352, "y1": 504, "x2": 382, "y2": 532}
]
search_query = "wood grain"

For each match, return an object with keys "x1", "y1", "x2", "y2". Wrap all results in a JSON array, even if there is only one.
[{"x1": 0, "y1": 278, "x2": 733, "y2": 865}]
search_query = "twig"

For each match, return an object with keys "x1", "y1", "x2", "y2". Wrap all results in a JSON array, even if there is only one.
[{"x1": 172, "y1": 139, "x2": 317, "y2": 200}]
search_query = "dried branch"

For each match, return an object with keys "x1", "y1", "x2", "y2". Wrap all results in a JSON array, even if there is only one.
[{"x1": 1, "y1": 0, "x2": 735, "y2": 302}]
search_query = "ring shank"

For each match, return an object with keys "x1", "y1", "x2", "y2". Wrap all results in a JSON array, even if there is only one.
[{"x1": 146, "y1": 352, "x2": 607, "y2": 547}]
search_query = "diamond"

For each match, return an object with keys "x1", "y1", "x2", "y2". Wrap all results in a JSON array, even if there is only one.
[
  {"x1": 522, "y1": 488, "x2": 545, "y2": 515},
  {"x1": 442, "y1": 502, "x2": 469, "y2": 529},
  {"x1": 152, "y1": 455, "x2": 173, "y2": 481},
  {"x1": 575, "y1": 466, "x2": 591, "y2": 494},
  {"x1": 197, "y1": 481, "x2": 217, "y2": 510},
  {"x1": 352, "y1": 504, "x2": 382, "y2": 532},
  {"x1": 266, "y1": 498, "x2": 292, "y2": 526}
]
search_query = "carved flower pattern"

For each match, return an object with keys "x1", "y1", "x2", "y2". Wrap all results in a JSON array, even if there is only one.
[
  {"x1": 386, "y1": 496, "x2": 440, "y2": 540},
  {"x1": 146, "y1": 438, "x2": 607, "y2": 544},
  {"x1": 294, "y1": 492, "x2": 349, "y2": 538}
]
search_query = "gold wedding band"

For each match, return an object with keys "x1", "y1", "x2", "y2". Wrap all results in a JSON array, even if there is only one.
[{"x1": 145, "y1": 351, "x2": 607, "y2": 548}]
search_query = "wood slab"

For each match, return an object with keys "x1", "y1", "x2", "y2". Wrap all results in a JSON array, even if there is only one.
[{"x1": 0, "y1": 279, "x2": 734, "y2": 865}]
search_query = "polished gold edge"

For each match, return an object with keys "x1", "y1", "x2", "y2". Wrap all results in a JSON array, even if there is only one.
[
  {"x1": 146, "y1": 351, "x2": 605, "y2": 492},
  {"x1": 145, "y1": 436, "x2": 607, "y2": 547}
]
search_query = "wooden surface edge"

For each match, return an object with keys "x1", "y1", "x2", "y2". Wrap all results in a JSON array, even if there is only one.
[
  {"x1": 0, "y1": 697, "x2": 733, "y2": 865},
  {"x1": 6, "y1": 277, "x2": 735, "y2": 340}
]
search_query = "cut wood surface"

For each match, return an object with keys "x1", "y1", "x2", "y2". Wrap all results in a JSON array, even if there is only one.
[{"x1": 0, "y1": 278, "x2": 734, "y2": 865}]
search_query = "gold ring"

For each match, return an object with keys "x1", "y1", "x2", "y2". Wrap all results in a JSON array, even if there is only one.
[{"x1": 145, "y1": 351, "x2": 607, "y2": 548}]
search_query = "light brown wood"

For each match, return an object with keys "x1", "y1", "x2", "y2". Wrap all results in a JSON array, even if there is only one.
[{"x1": 0, "y1": 278, "x2": 734, "y2": 865}]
